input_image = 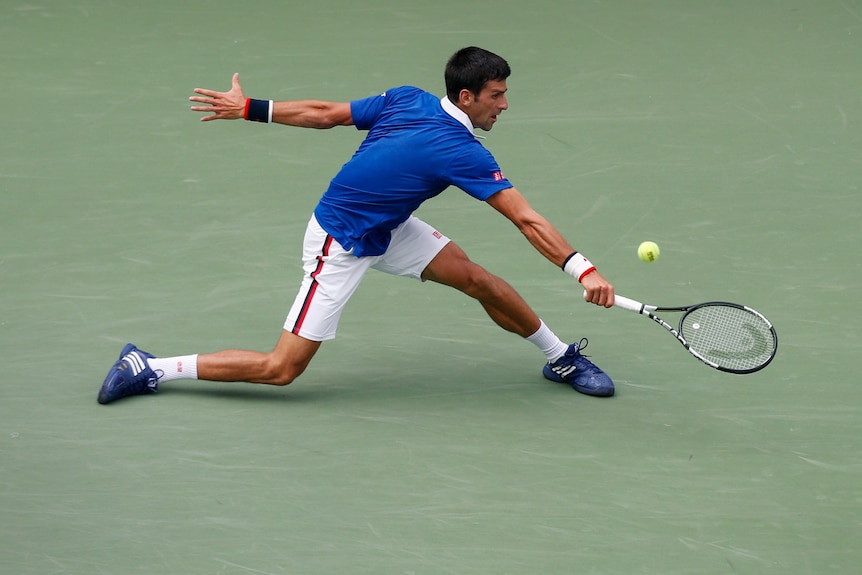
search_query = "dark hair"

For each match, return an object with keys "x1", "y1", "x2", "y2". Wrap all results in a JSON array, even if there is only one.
[{"x1": 445, "y1": 47, "x2": 511, "y2": 101}]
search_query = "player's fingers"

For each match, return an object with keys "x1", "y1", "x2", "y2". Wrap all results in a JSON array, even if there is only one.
[
  {"x1": 602, "y1": 287, "x2": 615, "y2": 308},
  {"x1": 586, "y1": 284, "x2": 614, "y2": 308},
  {"x1": 599, "y1": 284, "x2": 615, "y2": 308},
  {"x1": 595, "y1": 293, "x2": 610, "y2": 308},
  {"x1": 192, "y1": 87, "x2": 222, "y2": 98}
]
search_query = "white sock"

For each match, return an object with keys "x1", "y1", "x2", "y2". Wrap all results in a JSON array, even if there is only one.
[
  {"x1": 526, "y1": 320, "x2": 569, "y2": 362},
  {"x1": 147, "y1": 355, "x2": 199, "y2": 382}
]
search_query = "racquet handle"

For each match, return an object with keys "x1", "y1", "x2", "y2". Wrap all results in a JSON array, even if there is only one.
[
  {"x1": 582, "y1": 291, "x2": 649, "y2": 313},
  {"x1": 612, "y1": 294, "x2": 646, "y2": 312}
]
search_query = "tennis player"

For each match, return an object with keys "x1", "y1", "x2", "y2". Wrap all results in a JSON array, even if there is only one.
[{"x1": 98, "y1": 47, "x2": 617, "y2": 404}]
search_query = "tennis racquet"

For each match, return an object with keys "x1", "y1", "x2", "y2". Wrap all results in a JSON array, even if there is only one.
[{"x1": 589, "y1": 292, "x2": 778, "y2": 374}]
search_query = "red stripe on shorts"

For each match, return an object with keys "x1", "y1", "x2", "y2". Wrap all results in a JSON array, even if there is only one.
[{"x1": 291, "y1": 234, "x2": 334, "y2": 335}]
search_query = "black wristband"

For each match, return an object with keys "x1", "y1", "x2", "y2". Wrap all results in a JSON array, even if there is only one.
[{"x1": 245, "y1": 98, "x2": 271, "y2": 123}]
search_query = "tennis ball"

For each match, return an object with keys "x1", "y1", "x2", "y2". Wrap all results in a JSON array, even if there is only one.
[{"x1": 637, "y1": 241, "x2": 660, "y2": 263}]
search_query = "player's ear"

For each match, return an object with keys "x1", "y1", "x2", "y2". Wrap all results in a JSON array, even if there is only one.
[{"x1": 458, "y1": 88, "x2": 474, "y2": 107}]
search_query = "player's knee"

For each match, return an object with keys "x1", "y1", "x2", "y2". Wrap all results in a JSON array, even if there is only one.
[
  {"x1": 269, "y1": 373, "x2": 297, "y2": 386},
  {"x1": 464, "y1": 267, "x2": 508, "y2": 300},
  {"x1": 426, "y1": 252, "x2": 511, "y2": 302},
  {"x1": 263, "y1": 356, "x2": 305, "y2": 386},
  {"x1": 261, "y1": 333, "x2": 321, "y2": 386}
]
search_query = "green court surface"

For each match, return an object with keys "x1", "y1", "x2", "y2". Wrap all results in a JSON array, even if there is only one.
[{"x1": 2, "y1": 1, "x2": 861, "y2": 573}]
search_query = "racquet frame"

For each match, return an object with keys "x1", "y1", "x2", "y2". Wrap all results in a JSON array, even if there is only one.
[{"x1": 597, "y1": 293, "x2": 778, "y2": 374}]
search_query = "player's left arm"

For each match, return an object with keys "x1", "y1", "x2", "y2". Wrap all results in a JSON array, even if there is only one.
[
  {"x1": 190, "y1": 73, "x2": 353, "y2": 128},
  {"x1": 486, "y1": 186, "x2": 614, "y2": 307}
]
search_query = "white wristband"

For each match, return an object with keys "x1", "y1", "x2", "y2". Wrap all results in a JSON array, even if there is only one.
[{"x1": 562, "y1": 252, "x2": 596, "y2": 282}]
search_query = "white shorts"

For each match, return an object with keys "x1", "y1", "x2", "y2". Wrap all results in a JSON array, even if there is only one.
[{"x1": 284, "y1": 215, "x2": 450, "y2": 341}]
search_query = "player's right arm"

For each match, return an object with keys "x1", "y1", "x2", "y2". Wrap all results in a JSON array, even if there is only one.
[
  {"x1": 189, "y1": 73, "x2": 353, "y2": 128},
  {"x1": 486, "y1": 186, "x2": 615, "y2": 308}
]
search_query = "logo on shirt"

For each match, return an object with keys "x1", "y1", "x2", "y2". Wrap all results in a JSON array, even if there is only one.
[
  {"x1": 493, "y1": 171, "x2": 505, "y2": 181},
  {"x1": 432, "y1": 230, "x2": 442, "y2": 240}
]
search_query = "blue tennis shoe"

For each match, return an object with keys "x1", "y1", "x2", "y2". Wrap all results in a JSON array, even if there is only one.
[
  {"x1": 543, "y1": 339, "x2": 614, "y2": 397},
  {"x1": 98, "y1": 343, "x2": 159, "y2": 404}
]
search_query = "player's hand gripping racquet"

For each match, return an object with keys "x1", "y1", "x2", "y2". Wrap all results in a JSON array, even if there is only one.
[{"x1": 587, "y1": 292, "x2": 778, "y2": 374}]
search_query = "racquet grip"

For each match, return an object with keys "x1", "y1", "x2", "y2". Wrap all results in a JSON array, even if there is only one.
[
  {"x1": 612, "y1": 294, "x2": 646, "y2": 313},
  {"x1": 583, "y1": 290, "x2": 646, "y2": 313}
]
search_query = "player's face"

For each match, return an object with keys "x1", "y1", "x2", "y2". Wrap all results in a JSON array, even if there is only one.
[{"x1": 465, "y1": 79, "x2": 508, "y2": 131}]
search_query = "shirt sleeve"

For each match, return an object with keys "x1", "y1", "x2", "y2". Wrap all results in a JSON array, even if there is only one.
[
  {"x1": 350, "y1": 91, "x2": 390, "y2": 131},
  {"x1": 446, "y1": 144, "x2": 513, "y2": 201}
]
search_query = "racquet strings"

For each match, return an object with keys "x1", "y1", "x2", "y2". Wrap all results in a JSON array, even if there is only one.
[{"x1": 680, "y1": 304, "x2": 776, "y2": 371}]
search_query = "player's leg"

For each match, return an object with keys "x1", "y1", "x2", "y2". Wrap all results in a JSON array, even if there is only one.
[
  {"x1": 195, "y1": 330, "x2": 321, "y2": 385},
  {"x1": 373, "y1": 217, "x2": 544, "y2": 338},
  {"x1": 419, "y1": 238, "x2": 614, "y2": 397},
  {"x1": 420, "y1": 241, "x2": 541, "y2": 337},
  {"x1": 98, "y1": 331, "x2": 321, "y2": 404},
  {"x1": 98, "y1": 215, "x2": 369, "y2": 404}
]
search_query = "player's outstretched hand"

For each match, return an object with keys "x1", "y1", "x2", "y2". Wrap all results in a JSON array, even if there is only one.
[
  {"x1": 189, "y1": 73, "x2": 246, "y2": 122},
  {"x1": 581, "y1": 270, "x2": 615, "y2": 308}
]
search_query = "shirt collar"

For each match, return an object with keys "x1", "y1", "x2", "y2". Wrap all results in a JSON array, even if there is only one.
[{"x1": 440, "y1": 96, "x2": 486, "y2": 139}]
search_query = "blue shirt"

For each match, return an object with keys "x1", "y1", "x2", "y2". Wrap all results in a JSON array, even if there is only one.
[{"x1": 313, "y1": 86, "x2": 513, "y2": 257}]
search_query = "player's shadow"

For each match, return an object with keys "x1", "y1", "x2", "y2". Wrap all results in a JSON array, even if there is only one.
[{"x1": 158, "y1": 384, "x2": 331, "y2": 403}]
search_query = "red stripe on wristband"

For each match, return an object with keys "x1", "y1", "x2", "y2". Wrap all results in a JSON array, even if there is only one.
[
  {"x1": 563, "y1": 252, "x2": 596, "y2": 283},
  {"x1": 578, "y1": 266, "x2": 597, "y2": 282},
  {"x1": 243, "y1": 98, "x2": 251, "y2": 120}
]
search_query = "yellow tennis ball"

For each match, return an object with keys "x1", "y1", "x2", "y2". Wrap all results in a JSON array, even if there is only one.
[{"x1": 638, "y1": 241, "x2": 660, "y2": 263}]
